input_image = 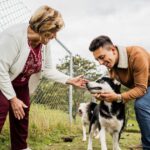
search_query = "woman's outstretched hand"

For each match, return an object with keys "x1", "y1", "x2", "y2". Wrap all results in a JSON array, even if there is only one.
[{"x1": 66, "y1": 75, "x2": 88, "y2": 88}]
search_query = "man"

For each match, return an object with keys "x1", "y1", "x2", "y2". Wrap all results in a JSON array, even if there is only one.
[{"x1": 89, "y1": 35, "x2": 150, "y2": 149}]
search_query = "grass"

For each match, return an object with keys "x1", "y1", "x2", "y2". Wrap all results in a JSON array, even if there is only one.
[
  {"x1": 0, "y1": 104, "x2": 141, "y2": 150},
  {"x1": 126, "y1": 119, "x2": 140, "y2": 132},
  {"x1": 47, "y1": 132, "x2": 141, "y2": 150}
]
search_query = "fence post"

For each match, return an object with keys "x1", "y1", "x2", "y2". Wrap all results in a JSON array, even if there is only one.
[{"x1": 55, "y1": 38, "x2": 73, "y2": 124}]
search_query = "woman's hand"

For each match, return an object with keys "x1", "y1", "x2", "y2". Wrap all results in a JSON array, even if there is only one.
[
  {"x1": 10, "y1": 97, "x2": 28, "y2": 120},
  {"x1": 93, "y1": 91, "x2": 118, "y2": 102},
  {"x1": 66, "y1": 75, "x2": 88, "y2": 88}
]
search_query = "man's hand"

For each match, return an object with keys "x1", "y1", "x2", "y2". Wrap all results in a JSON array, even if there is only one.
[
  {"x1": 10, "y1": 97, "x2": 28, "y2": 120},
  {"x1": 66, "y1": 75, "x2": 88, "y2": 88},
  {"x1": 93, "y1": 91, "x2": 118, "y2": 102}
]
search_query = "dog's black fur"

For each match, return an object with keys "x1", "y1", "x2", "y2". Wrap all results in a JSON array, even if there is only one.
[
  {"x1": 86, "y1": 77, "x2": 125, "y2": 150},
  {"x1": 87, "y1": 102, "x2": 98, "y2": 121}
]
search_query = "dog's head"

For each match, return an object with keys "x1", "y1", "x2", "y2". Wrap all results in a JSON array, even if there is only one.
[
  {"x1": 86, "y1": 77, "x2": 121, "y2": 94},
  {"x1": 78, "y1": 102, "x2": 97, "y2": 118},
  {"x1": 78, "y1": 103, "x2": 88, "y2": 116}
]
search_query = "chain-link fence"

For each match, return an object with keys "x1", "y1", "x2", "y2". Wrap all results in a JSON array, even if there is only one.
[
  {"x1": 31, "y1": 78, "x2": 69, "y2": 110},
  {"x1": 0, "y1": 0, "x2": 30, "y2": 32},
  {"x1": 0, "y1": 0, "x2": 78, "y2": 123}
]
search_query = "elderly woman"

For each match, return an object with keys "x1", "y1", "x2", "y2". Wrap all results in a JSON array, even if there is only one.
[{"x1": 0, "y1": 5, "x2": 87, "y2": 150}]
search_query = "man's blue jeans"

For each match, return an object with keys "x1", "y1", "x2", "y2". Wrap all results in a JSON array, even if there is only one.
[{"x1": 134, "y1": 86, "x2": 150, "y2": 149}]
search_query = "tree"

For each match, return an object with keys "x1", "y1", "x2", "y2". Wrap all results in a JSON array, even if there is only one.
[
  {"x1": 57, "y1": 54, "x2": 101, "y2": 121},
  {"x1": 57, "y1": 54, "x2": 101, "y2": 79}
]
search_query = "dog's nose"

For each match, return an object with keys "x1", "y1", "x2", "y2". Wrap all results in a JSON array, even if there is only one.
[{"x1": 79, "y1": 109, "x2": 82, "y2": 113}]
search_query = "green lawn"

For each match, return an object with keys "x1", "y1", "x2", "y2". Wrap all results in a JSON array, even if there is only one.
[
  {"x1": 0, "y1": 131, "x2": 141, "y2": 150},
  {"x1": 47, "y1": 132, "x2": 141, "y2": 150},
  {"x1": 0, "y1": 104, "x2": 141, "y2": 150}
]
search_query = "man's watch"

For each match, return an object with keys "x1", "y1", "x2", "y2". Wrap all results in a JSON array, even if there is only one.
[{"x1": 116, "y1": 94, "x2": 124, "y2": 103}]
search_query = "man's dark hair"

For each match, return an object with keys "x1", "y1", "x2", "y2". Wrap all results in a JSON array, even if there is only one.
[{"x1": 89, "y1": 35, "x2": 113, "y2": 52}]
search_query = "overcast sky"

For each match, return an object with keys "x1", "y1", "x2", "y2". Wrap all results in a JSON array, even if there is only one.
[{"x1": 23, "y1": 0, "x2": 150, "y2": 65}]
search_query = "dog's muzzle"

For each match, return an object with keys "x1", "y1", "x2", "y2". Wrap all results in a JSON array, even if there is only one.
[{"x1": 86, "y1": 82, "x2": 102, "y2": 93}]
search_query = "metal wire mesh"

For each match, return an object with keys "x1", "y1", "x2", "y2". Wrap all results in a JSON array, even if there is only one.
[
  {"x1": 0, "y1": 0, "x2": 72, "y2": 113},
  {"x1": 0, "y1": 0, "x2": 31, "y2": 32},
  {"x1": 31, "y1": 78, "x2": 69, "y2": 111}
]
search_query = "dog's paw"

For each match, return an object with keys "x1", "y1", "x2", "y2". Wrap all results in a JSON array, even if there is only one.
[
  {"x1": 113, "y1": 147, "x2": 121, "y2": 150},
  {"x1": 82, "y1": 138, "x2": 86, "y2": 142},
  {"x1": 87, "y1": 146, "x2": 93, "y2": 150},
  {"x1": 94, "y1": 134, "x2": 100, "y2": 139}
]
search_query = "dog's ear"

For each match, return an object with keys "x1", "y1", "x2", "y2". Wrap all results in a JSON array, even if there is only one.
[{"x1": 95, "y1": 78, "x2": 103, "y2": 83}]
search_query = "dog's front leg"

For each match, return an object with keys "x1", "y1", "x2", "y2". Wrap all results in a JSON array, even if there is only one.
[
  {"x1": 112, "y1": 131, "x2": 121, "y2": 150},
  {"x1": 93, "y1": 128, "x2": 100, "y2": 139},
  {"x1": 87, "y1": 131, "x2": 93, "y2": 150},
  {"x1": 82, "y1": 123, "x2": 87, "y2": 141},
  {"x1": 87, "y1": 124, "x2": 95, "y2": 150},
  {"x1": 99, "y1": 127, "x2": 107, "y2": 150}
]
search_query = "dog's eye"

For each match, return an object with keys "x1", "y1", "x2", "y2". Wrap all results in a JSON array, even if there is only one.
[
  {"x1": 100, "y1": 80, "x2": 105, "y2": 83},
  {"x1": 96, "y1": 79, "x2": 101, "y2": 83},
  {"x1": 96, "y1": 79, "x2": 105, "y2": 84}
]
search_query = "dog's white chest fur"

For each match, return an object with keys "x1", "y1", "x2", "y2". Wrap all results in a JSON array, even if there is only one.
[
  {"x1": 99, "y1": 115, "x2": 123, "y2": 133},
  {"x1": 82, "y1": 113, "x2": 89, "y2": 124}
]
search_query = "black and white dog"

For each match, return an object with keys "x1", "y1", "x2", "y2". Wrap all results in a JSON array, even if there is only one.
[
  {"x1": 86, "y1": 77, "x2": 125, "y2": 150},
  {"x1": 78, "y1": 102, "x2": 99, "y2": 141}
]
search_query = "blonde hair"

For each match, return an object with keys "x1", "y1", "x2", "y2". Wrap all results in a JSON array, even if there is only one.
[{"x1": 29, "y1": 5, "x2": 64, "y2": 33}]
